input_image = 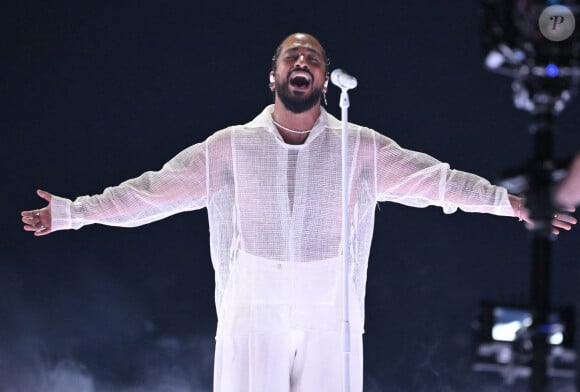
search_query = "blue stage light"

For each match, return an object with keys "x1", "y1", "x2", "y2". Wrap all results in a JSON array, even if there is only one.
[{"x1": 546, "y1": 64, "x2": 559, "y2": 77}]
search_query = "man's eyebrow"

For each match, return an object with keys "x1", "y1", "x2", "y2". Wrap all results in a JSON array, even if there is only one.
[{"x1": 282, "y1": 47, "x2": 323, "y2": 57}]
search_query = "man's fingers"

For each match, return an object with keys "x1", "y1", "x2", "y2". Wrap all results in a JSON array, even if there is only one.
[
  {"x1": 552, "y1": 212, "x2": 577, "y2": 232},
  {"x1": 552, "y1": 209, "x2": 578, "y2": 234},
  {"x1": 21, "y1": 210, "x2": 42, "y2": 223},
  {"x1": 21, "y1": 207, "x2": 50, "y2": 235},
  {"x1": 36, "y1": 189, "x2": 52, "y2": 202},
  {"x1": 23, "y1": 223, "x2": 50, "y2": 234},
  {"x1": 21, "y1": 191, "x2": 52, "y2": 236},
  {"x1": 21, "y1": 208, "x2": 43, "y2": 218},
  {"x1": 34, "y1": 228, "x2": 51, "y2": 236},
  {"x1": 556, "y1": 213, "x2": 577, "y2": 225},
  {"x1": 553, "y1": 221, "x2": 573, "y2": 231},
  {"x1": 23, "y1": 225, "x2": 38, "y2": 232}
]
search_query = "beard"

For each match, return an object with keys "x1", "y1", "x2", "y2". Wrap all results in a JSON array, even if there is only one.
[{"x1": 275, "y1": 78, "x2": 324, "y2": 114}]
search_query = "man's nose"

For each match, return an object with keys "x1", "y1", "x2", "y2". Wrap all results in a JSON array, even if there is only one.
[{"x1": 295, "y1": 54, "x2": 308, "y2": 68}]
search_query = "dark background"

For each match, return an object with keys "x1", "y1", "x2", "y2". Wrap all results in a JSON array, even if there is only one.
[{"x1": 2, "y1": 1, "x2": 580, "y2": 391}]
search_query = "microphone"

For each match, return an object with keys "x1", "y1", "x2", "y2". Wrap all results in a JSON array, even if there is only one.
[{"x1": 330, "y1": 69, "x2": 357, "y2": 90}]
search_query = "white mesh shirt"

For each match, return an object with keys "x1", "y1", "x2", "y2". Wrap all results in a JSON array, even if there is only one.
[{"x1": 50, "y1": 104, "x2": 514, "y2": 322}]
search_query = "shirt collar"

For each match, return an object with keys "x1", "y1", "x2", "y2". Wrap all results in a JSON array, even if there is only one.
[{"x1": 243, "y1": 104, "x2": 342, "y2": 145}]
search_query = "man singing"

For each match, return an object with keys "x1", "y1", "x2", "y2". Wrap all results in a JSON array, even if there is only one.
[{"x1": 21, "y1": 33, "x2": 576, "y2": 392}]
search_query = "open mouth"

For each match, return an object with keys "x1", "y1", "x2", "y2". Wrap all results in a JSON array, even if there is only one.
[{"x1": 289, "y1": 71, "x2": 312, "y2": 89}]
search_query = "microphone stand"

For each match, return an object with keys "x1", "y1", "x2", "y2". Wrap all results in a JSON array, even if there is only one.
[
  {"x1": 340, "y1": 86, "x2": 352, "y2": 392},
  {"x1": 332, "y1": 69, "x2": 358, "y2": 392}
]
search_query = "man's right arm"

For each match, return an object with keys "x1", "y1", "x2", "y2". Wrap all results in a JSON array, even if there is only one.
[{"x1": 21, "y1": 141, "x2": 208, "y2": 235}]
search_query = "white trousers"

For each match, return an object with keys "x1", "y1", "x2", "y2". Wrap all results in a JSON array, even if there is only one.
[{"x1": 213, "y1": 251, "x2": 364, "y2": 392}]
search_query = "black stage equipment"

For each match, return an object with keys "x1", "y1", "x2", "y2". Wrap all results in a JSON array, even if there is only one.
[{"x1": 475, "y1": 1, "x2": 580, "y2": 391}]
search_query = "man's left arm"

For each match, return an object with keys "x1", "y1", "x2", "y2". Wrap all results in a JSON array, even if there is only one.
[{"x1": 373, "y1": 132, "x2": 576, "y2": 234}]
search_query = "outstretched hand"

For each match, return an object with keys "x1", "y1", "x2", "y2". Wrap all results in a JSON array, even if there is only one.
[
  {"x1": 547, "y1": 208, "x2": 577, "y2": 235},
  {"x1": 21, "y1": 189, "x2": 53, "y2": 237},
  {"x1": 510, "y1": 195, "x2": 577, "y2": 235}
]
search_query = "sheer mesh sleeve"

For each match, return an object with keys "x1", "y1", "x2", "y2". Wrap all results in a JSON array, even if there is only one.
[
  {"x1": 374, "y1": 132, "x2": 514, "y2": 216},
  {"x1": 51, "y1": 141, "x2": 208, "y2": 231}
]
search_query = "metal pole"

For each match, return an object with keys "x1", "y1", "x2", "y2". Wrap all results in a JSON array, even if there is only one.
[
  {"x1": 331, "y1": 68, "x2": 358, "y2": 392},
  {"x1": 527, "y1": 113, "x2": 555, "y2": 392},
  {"x1": 530, "y1": 235, "x2": 551, "y2": 392},
  {"x1": 340, "y1": 88, "x2": 351, "y2": 392}
]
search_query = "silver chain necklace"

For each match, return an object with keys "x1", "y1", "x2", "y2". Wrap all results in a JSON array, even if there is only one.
[{"x1": 271, "y1": 115, "x2": 311, "y2": 134}]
